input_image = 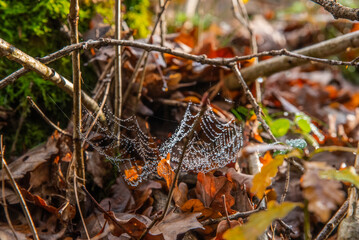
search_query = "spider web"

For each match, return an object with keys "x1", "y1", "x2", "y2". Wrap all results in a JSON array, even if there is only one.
[{"x1": 82, "y1": 103, "x2": 243, "y2": 186}]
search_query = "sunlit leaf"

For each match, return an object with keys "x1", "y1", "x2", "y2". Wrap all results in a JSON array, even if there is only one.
[
  {"x1": 251, "y1": 155, "x2": 284, "y2": 198},
  {"x1": 270, "y1": 118, "x2": 291, "y2": 137},
  {"x1": 320, "y1": 166, "x2": 359, "y2": 188},
  {"x1": 223, "y1": 201, "x2": 302, "y2": 240},
  {"x1": 124, "y1": 165, "x2": 142, "y2": 183},
  {"x1": 251, "y1": 151, "x2": 300, "y2": 198},
  {"x1": 157, "y1": 153, "x2": 174, "y2": 189},
  {"x1": 295, "y1": 113, "x2": 311, "y2": 133}
]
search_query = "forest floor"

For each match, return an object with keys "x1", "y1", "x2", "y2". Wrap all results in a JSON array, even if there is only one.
[{"x1": 1, "y1": 0, "x2": 359, "y2": 240}]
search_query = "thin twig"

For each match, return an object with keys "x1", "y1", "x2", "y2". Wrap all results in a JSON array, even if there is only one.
[
  {"x1": 230, "y1": 63, "x2": 276, "y2": 141},
  {"x1": 201, "y1": 207, "x2": 265, "y2": 226},
  {"x1": 0, "y1": 135, "x2": 39, "y2": 240},
  {"x1": 2, "y1": 31, "x2": 359, "y2": 90},
  {"x1": 310, "y1": 0, "x2": 359, "y2": 21},
  {"x1": 135, "y1": 51, "x2": 150, "y2": 110},
  {"x1": 82, "y1": 79, "x2": 111, "y2": 148},
  {"x1": 74, "y1": 173, "x2": 90, "y2": 239},
  {"x1": 0, "y1": 38, "x2": 105, "y2": 122},
  {"x1": 122, "y1": 0, "x2": 171, "y2": 107},
  {"x1": 69, "y1": 0, "x2": 85, "y2": 187},
  {"x1": 272, "y1": 162, "x2": 291, "y2": 237},
  {"x1": 114, "y1": 0, "x2": 122, "y2": 137},
  {"x1": 1, "y1": 137, "x2": 18, "y2": 240},
  {"x1": 222, "y1": 195, "x2": 231, "y2": 228},
  {"x1": 314, "y1": 199, "x2": 349, "y2": 240},
  {"x1": 27, "y1": 96, "x2": 72, "y2": 137},
  {"x1": 159, "y1": 0, "x2": 166, "y2": 47},
  {"x1": 231, "y1": 63, "x2": 304, "y2": 172}
]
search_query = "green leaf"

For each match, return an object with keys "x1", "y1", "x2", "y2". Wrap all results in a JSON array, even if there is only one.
[
  {"x1": 270, "y1": 118, "x2": 291, "y2": 137},
  {"x1": 295, "y1": 113, "x2": 311, "y2": 133},
  {"x1": 319, "y1": 167, "x2": 359, "y2": 188},
  {"x1": 223, "y1": 201, "x2": 302, "y2": 240}
]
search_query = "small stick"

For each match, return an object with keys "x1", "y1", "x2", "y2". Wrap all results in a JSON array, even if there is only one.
[
  {"x1": 0, "y1": 135, "x2": 39, "y2": 240},
  {"x1": 74, "y1": 173, "x2": 90, "y2": 239},
  {"x1": 230, "y1": 63, "x2": 276, "y2": 141},
  {"x1": 82, "y1": 79, "x2": 111, "y2": 148},
  {"x1": 1, "y1": 140, "x2": 18, "y2": 239},
  {"x1": 201, "y1": 207, "x2": 265, "y2": 226},
  {"x1": 231, "y1": 63, "x2": 304, "y2": 173},
  {"x1": 122, "y1": 0, "x2": 171, "y2": 106},
  {"x1": 272, "y1": 162, "x2": 291, "y2": 237},
  {"x1": 222, "y1": 195, "x2": 231, "y2": 228},
  {"x1": 114, "y1": 0, "x2": 123, "y2": 137},
  {"x1": 314, "y1": 199, "x2": 349, "y2": 240},
  {"x1": 27, "y1": 96, "x2": 72, "y2": 137}
]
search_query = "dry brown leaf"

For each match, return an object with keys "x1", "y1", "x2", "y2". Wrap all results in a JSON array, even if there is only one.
[
  {"x1": 173, "y1": 182, "x2": 188, "y2": 207},
  {"x1": 150, "y1": 211, "x2": 204, "y2": 240},
  {"x1": 1, "y1": 132, "x2": 59, "y2": 180},
  {"x1": 105, "y1": 212, "x2": 164, "y2": 239},
  {"x1": 301, "y1": 162, "x2": 345, "y2": 222},
  {"x1": 215, "y1": 220, "x2": 241, "y2": 240},
  {"x1": 196, "y1": 172, "x2": 235, "y2": 215}
]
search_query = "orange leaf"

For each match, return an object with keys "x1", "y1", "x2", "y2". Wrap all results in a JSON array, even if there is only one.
[
  {"x1": 181, "y1": 199, "x2": 205, "y2": 212},
  {"x1": 124, "y1": 165, "x2": 142, "y2": 183},
  {"x1": 259, "y1": 151, "x2": 273, "y2": 166},
  {"x1": 157, "y1": 153, "x2": 174, "y2": 189}
]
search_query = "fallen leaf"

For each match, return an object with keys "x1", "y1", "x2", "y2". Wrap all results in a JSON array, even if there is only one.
[
  {"x1": 150, "y1": 211, "x2": 204, "y2": 240},
  {"x1": 319, "y1": 166, "x2": 359, "y2": 188},
  {"x1": 250, "y1": 155, "x2": 284, "y2": 199},
  {"x1": 157, "y1": 153, "x2": 174, "y2": 189},
  {"x1": 105, "y1": 212, "x2": 163, "y2": 239},
  {"x1": 196, "y1": 172, "x2": 235, "y2": 215},
  {"x1": 215, "y1": 220, "x2": 241, "y2": 240},
  {"x1": 301, "y1": 162, "x2": 345, "y2": 222},
  {"x1": 173, "y1": 182, "x2": 188, "y2": 207},
  {"x1": 20, "y1": 188, "x2": 60, "y2": 216},
  {"x1": 223, "y1": 201, "x2": 302, "y2": 240},
  {"x1": 1, "y1": 133, "x2": 59, "y2": 180}
]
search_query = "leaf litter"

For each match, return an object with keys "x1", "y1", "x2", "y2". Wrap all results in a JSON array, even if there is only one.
[{"x1": 1, "y1": 1, "x2": 359, "y2": 239}]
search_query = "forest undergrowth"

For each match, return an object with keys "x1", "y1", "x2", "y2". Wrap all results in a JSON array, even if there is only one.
[{"x1": 1, "y1": 0, "x2": 359, "y2": 239}]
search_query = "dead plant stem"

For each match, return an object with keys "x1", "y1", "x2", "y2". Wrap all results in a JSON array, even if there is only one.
[
  {"x1": 27, "y1": 96, "x2": 72, "y2": 137},
  {"x1": 69, "y1": 0, "x2": 85, "y2": 188},
  {"x1": 1, "y1": 136, "x2": 18, "y2": 240},
  {"x1": 0, "y1": 135, "x2": 39, "y2": 240}
]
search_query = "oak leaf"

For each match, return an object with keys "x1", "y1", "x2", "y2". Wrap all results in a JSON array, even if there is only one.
[{"x1": 150, "y1": 211, "x2": 204, "y2": 240}]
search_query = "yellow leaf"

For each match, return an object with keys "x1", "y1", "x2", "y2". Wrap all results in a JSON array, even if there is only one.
[
  {"x1": 320, "y1": 166, "x2": 359, "y2": 188},
  {"x1": 251, "y1": 156, "x2": 283, "y2": 199},
  {"x1": 223, "y1": 201, "x2": 302, "y2": 240},
  {"x1": 251, "y1": 151, "x2": 300, "y2": 198}
]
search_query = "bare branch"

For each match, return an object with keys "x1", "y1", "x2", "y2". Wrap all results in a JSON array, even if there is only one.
[
  {"x1": 69, "y1": 0, "x2": 85, "y2": 187},
  {"x1": 311, "y1": 0, "x2": 359, "y2": 21},
  {"x1": 27, "y1": 96, "x2": 72, "y2": 137},
  {"x1": 1, "y1": 136, "x2": 39, "y2": 240},
  {"x1": 2, "y1": 31, "x2": 359, "y2": 91},
  {"x1": 0, "y1": 38, "x2": 105, "y2": 122}
]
